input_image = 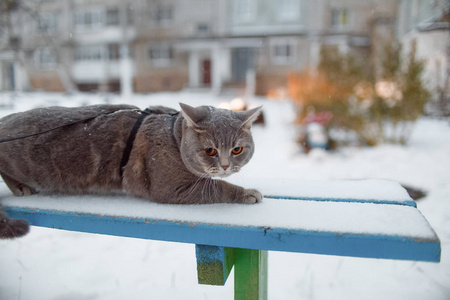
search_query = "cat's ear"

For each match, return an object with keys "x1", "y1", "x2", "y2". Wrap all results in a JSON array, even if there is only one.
[
  {"x1": 179, "y1": 103, "x2": 209, "y2": 128},
  {"x1": 237, "y1": 106, "x2": 262, "y2": 130}
]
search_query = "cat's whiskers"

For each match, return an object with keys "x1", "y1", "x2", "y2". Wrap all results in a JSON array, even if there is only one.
[
  {"x1": 231, "y1": 166, "x2": 240, "y2": 173},
  {"x1": 205, "y1": 178, "x2": 212, "y2": 201},
  {"x1": 201, "y1": 177, "x2": 211, "y2": 201},
  {"x1": 212, "y1": 179, "x2": 221, "y2": 201},
  {"x1": 212, "y1": 179, "x2": 220, "y2": 201},
  {"x1": 208, "y1": 165, "x2": 242, "y2": 178},
  {"x1": 185, "y1": 173, "x2": 209, "y2": 199},
  {"x1": 203, "y1": 177, "x2": 220, "y2": 203},
  {"x1": 208, "y1": 167, "x2": 220, "y2": 176}
]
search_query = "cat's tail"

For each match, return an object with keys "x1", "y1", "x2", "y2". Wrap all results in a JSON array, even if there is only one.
[{"x1": 0, "y1": 206, "x2": 29, "y2": 239}]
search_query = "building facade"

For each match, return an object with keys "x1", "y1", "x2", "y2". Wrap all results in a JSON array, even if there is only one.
[
  {"x1": 0, "y1": 0, "x2": 399, "y2": 96},
  {"x1": 397, "y1": 0, "x2": 449, "y2": 105}
]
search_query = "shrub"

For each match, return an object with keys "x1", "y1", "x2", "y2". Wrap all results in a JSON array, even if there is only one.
[{"x1": 290, "y1": 40, "x2": 430, "y2": 147}]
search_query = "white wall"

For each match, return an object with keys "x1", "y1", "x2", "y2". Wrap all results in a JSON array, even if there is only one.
[{"x1": 401, "y1": 30, "x2": 449, "y2": 95}]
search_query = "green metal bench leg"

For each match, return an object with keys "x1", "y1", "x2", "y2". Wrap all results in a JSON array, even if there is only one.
[
  {"x1": 196, "y1": 245, "x2": 268, "y2": 299},
  {"x1": 234, "y1": 248, "x2": 268, "y2": 300}
]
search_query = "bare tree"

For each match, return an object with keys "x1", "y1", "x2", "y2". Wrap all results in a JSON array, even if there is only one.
[{"x1": 0, "y1": 0, "x2": 76, "y2": 92}]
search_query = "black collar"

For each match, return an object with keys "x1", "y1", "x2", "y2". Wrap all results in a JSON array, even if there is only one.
[
  {"x1": 119, "y1": 108, "x2": 180, "y2": 177},
  {"x1": 119, "y1": 108, "x2": 152, "y2": 177}
]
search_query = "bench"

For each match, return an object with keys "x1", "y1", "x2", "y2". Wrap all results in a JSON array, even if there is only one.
[{"x1": 1, "y1": 179, "x2": 441, "y2": 300}]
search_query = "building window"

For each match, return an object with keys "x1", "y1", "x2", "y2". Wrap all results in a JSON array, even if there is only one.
[
  {"x1": 234, "y1": 0, "x2": 256, "y2": 23},
  {"x1": 148, "y1": 44, "x2": 174, "y2": 67},
  {"x1": 35, "y1": 48, "x2": 57, "y2": 69},
  {"x1": 331, "y1": 8, "x2": 350, "y2": 29},
  {"x1": 108, "y1": 44, "x2": 120, "y2": 60},
  {"x1": 37, "y1": 14, "x2": 58, "y2": 33},
  {"x1": 150, "y1": 5, "x2": 173, "y2": 26},
  {"x1": 197, "y1": 23, "x2": 209, "y2": 35},
  {"x1": 74, "y1": 45, "x2": 120, "y2": 62},
  {"x1": 271, "y1": 41, "x2": 296, "y2": 65},
  {"x1": 277, "y1": 0, "x2": 300, "y2": 22},
  {"x1": 106, "y1": 8, "x2": 119, "y2": 26},
  {"x1": 73, "y1": 9, "x2": 103, "y2": 30},
  {"x1": 74, "y1": 46, "x2": 105, "y2": 61}
]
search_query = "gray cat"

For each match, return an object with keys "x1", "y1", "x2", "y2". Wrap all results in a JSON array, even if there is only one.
[{"x1": 0, "y1": 103, "x2": 262, "y2": 239}]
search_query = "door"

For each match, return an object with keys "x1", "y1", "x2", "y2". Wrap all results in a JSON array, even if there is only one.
[
  {"x1": 232, "y1": 48, "x2": 254, "y2": 82},
  {"x1": 202, "y1": 59, "x2": 211, "y2": 85}
]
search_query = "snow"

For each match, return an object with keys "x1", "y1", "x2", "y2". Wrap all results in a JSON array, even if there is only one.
[
  {"x1": 0, "y1": 91, "x2": 449, "y2": 300},
  {"x1": 0, "y1": 182, "x2": 435, "y2": 239},
  {"x1": 230, "y1": 178, "x2": 413, "y2": 204}
]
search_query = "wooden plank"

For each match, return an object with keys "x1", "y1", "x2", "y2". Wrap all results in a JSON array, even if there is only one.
[
  {"x1": 1, "y1": 179, "x2": 440, "y2": 262},
  {"x1": 0, "y1": 194, "x2": 434, "y2": 241},
  {"x1": 4, "y1": 204, "x2": 441, "y2": 262},
  {"x1": 196, "y1": 245, "x2": 235, "y2": 285},
  {"x1": 234, "y1": 249, "x2": 268, "y2": 300}
]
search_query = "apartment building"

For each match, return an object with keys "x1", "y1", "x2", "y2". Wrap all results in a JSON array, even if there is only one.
[
  {"x1": 397, "y1": 0, "x2": 449, "y2": 103},
  {"x1": 0, "y1": 0, "x2": 134, "y2": 92},
  {"x1": 222, "y1": 0, "x2": 398, "y2": 95},
  {"x1": 133, "y1": 0, "x2": 224, "y2": 93},
  {"x1": 0, "y1": 0, "x2": 398, "y2": 95}
]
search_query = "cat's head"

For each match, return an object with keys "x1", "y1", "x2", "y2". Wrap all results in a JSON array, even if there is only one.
[{"x1": 179, "y1": 103, "x2": 261, "y2": 178}]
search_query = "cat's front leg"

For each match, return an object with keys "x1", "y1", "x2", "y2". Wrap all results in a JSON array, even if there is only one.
[
  {"x1": 146, "y1": 176, "x2": 262, "y2": 204},
  {"x1": 205, "y1": 179, "x2": 262, "y2": 204}
]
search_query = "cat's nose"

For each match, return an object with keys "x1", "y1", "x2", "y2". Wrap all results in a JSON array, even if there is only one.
[{"x1": 221, "y1": 165, "x2": 229, "y2": 171}]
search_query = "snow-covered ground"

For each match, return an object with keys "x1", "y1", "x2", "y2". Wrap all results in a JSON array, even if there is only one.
[{"x1": 0, "y1": 91, "x2": 449, "y2": 300}]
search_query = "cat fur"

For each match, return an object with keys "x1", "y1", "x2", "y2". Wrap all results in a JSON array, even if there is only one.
[{"x1": 0, "y1": 103, "x2": 262, "y2": 238}]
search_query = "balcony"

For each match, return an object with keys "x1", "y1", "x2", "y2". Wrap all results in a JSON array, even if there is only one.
[
  {"x1": 72, "y1": 27, "x2": 136, "y2": 45},
  {"x1": 72, "y1": 60, "x2": 134, "y2": 83}
]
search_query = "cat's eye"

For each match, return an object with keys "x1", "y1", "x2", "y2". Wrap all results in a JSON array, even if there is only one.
[
  {"x1": 231, "y1": 147, "x2": 243, "y2": 155},
  {"x1": 205, "y1": 148, "x2": 217, "y2": 156}
]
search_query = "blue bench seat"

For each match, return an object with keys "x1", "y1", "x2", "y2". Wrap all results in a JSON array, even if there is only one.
[{"x1": 1, "y1": 179, "x2": 441, "y2": 300}]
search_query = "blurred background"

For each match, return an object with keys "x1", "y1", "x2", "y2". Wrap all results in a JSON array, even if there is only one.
[
  {"x1": 1, "y1": 0, "x2": 449, "y2": 149},
  {"x1": 0, "y1": 1, "x2": 449, "y2": 300}
]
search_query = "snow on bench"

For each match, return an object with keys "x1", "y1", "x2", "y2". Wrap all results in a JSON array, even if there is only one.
[
  {"x1": 229, "y1": 178, "x2": 417, "y2": 206},
  {"x1": 1, "y1": 179, "x2": 440, "y2": 300}
]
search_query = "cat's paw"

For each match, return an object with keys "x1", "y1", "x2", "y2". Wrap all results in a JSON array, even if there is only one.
[
  {"x1": 0, "y1": 218, "x2": 30, "y2": 239},
  {"x1": 12, "y1": 185, "x2": 36, "y2": 197},
  {"x1": 242, "y1": 189, "x2": 263, "y2": 204}
]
